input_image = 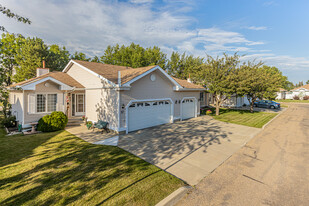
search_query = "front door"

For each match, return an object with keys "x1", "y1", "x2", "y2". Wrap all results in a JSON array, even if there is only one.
[{"x1": 72, "y1": 93, "x2": 85, "y2": 116}]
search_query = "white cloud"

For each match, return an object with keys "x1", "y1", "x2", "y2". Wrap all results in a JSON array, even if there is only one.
[
  {"x1": 0, "y1": 0, "x2": 308, "y2": 82},
  {"x1": 129, "y1": 0, "x2": 154, "y2": 4},
  {"x1": 247, "y1": 26, "x2": 268, "y2": 31}
]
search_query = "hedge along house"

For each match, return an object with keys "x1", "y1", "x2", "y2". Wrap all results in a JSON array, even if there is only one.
[{"x1": 8, "y1": 60, "x2": 207, "y2": 133}]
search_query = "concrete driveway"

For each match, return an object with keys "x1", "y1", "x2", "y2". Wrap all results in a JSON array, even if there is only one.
[
  {"x1": 118, "y1": 115, "x2": 261, "y2": 185},
  {"x1": 177, "y1": 104, "x2": 309, "y2": 205}
]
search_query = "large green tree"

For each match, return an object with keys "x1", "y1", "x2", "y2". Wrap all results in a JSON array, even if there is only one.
[
  {"x1": 71, "y1": 52, "x2": 91, "y2": 61},
  {"x1": 166, "y1": 51, "x2": 204, "y2": 79},
  {"x1": 14, "y1": 37, "x2": 49, "y2": 82},
  {"x1": 193, "y1": 53, "x2": 240, "y2": 115},
  {"x1": 100, "y1": 43, "x2": 167, "y2": 69},
  {"x1": 0, "y1": 33, "x2": 24, "y2": 86},
  {"x1": 237, "y1": 63, "x2": 283, "y2": 112},
  {"x1": 47, "y1": 45, "x2": 70, "y2": 71}
]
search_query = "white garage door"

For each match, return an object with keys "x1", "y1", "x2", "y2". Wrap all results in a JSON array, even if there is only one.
[
  {"x1": 181, "y1": 98, "x2": 195, "y2": 120},
  {"x1": 128, "y1": 100, "x2": 172, "y2": 132}
]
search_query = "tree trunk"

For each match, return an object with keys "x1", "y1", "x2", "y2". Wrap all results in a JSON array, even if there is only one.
[
  {"x1": 215, "y1": 95, "x2": 221, "y2": 116},
  {"x1": 249, "y1": 96, "x2": 256, "y2": 113}
]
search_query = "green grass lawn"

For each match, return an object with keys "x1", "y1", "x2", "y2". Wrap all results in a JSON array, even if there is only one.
[
  {"x1": 277, "y1": 99, "x2": 309, "y2": 103},
  {"x1": 202, "y1": 108, "x2": 277, "y2": 128},
  {"x1": 0, "y1": 130, "x2": 184, "y2": 206}
]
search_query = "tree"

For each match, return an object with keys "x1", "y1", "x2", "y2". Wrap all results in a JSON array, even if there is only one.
[
  {"x1": 237, "y1": 63, "x2": 283, "y2": 113},
  {"x1": 46, "y1": 44, "x2": 70, "y2": 71},
  {"x1": 166, "y1": 51, "x2": 204, "y2": 79},
  {"x1": 306, "y1": 80, "x2": 309, "y2": 85},
  {"x1": 100, "y1": 43, "x2": 167, "y2": 68},
  {"x1": 91, "y1": 56, "x2": 100, "y2": 63},
  {"x1": 0, "y1": 33, "x2": 24, "y2": 86},
  {"x1": 193, "y1": 53, "x2": 240, "y2": 115},
  {"x1": 14, "y1": 37, "x2": 49, "y2": 82},
  {"x1": 0, "y1": 4, "x2": 31, "y2": 32},
  {"x1": 71, "y1": 52, "x2": 91, "y2": 61}
]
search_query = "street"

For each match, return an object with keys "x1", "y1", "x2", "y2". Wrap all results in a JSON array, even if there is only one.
[{"x1": 177, "y1": 103, "x2": 309, "y2": 205}]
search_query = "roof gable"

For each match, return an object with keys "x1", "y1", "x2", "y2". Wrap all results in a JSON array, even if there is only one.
[
  {"x1": 63, "y1": 60, "x2": 204, "y2": 90},
  {"x1": 8, "y1": 71, "x2": 84, "y2": 90},
  {"x1": 292, "y1": 84, "x2": 309, "y2": 91}
]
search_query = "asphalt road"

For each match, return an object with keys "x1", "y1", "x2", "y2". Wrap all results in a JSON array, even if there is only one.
[{"x1": 177, "y1": 103, "x2": 309, "y2": 206}]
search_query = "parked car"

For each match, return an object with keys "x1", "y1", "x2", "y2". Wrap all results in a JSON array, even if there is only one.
[{"x1": 254, "y1": 100, "x2": 281, "y2": 109}]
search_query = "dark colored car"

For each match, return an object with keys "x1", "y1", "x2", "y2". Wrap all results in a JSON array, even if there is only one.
[{"x1": 254, "y1": 100, "x2": 281, "y2": 109}]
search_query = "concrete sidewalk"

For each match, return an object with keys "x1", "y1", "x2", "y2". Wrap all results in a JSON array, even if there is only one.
[{"x1": 118, "y1": 115, "x2": 261, "y2": 185}]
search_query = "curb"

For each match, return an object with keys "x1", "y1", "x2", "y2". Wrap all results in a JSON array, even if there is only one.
[
  {"x1": 262, "y1": 106, "x2": 289, "y2": 130},
  {"x1": 155, "y1": 186, "x2": 192, "y2": 206}
]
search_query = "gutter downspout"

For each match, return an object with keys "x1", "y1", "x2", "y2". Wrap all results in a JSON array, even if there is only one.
[{"x1": 118, "y1": 71, "x2": 121, "y2": 132}]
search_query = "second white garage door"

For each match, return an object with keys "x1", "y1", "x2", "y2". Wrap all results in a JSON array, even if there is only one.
[
  {"x1": 128, "y1": 100, "x2": 172, "y2": 132},
  {"x1": 181, "y1": 98, "x2": 196, "y2": 120}
]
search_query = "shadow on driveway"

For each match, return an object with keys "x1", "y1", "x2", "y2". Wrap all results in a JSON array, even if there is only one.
[{"x1": 118, "y1": 115, "x2": 261, "y2": 185}]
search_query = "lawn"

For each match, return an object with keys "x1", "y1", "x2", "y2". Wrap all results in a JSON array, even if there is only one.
[
  {"x1": 277, "y1": 99, "x2": 309, "y2": 103},
  {"x1": 0, "y1": 129, "x2": 184, "y2": 206},
  {"x1": 201, "y1": 108, "x2": 277, "y2": 128}
]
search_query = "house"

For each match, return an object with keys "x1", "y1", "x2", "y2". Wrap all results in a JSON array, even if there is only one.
[
  {"x1": 277, "y1": 84, "x2": 309, "y2": 100},
  {"x1": 8, "y1": 60, "x2": 207, "y2": 133},
  {"x1": 208, "y1": 93, "x2": 250, "y2": 108},
  {"x1": 276, "y1": 88, "x2": 287, "y2": 100},
  {"x1": 288, "y1": 84, "x2": 309, "y2": 99}
]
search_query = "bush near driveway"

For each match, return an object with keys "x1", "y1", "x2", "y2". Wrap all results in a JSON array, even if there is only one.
[
  {"x1": 201, "y1": 108, "x2": 277, "y2": 128},
  {"x1": 0, "y1": 130, "x2": 183, "y2": 206}
]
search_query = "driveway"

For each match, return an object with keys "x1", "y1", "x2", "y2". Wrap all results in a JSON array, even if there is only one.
[
  {"x1": 118, "y1": 115, "x2": 261, "y2": 185},
  {"x1": 177, "y1": 104, "x2": 309, "y2": 205}
]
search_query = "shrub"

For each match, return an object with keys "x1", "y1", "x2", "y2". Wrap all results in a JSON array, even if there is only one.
[
  {"x1": 2, "y1": 116, "x2": 16, "y2": 128},
  {"x1": 37, "y1": 111, "x2": 68, "y2": 132},
  {"x1": 293, "y1": 95, "x2": 300, "y2": 100},
  {"x1": 303, "y1": 95, "x2": 309, "y2": 100}
]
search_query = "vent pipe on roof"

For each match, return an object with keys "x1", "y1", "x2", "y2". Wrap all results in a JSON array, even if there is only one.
[
  {"x1": 187, "y1": 73, "x2": 192, "y2": 83},
  {"x1": 118, "y1": 71, "x2": 121, "y2": 86}
]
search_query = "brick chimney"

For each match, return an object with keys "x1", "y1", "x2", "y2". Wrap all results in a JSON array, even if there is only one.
[{"x1": 36, "y1": 60, "x2": 49, "y2": 77}]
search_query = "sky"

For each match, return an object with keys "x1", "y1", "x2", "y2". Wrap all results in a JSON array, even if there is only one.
[{"x1": 1, "y1": 0, "x2": 309, "y2": 83}]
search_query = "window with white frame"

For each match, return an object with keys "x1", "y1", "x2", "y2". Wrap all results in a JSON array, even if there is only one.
[{"x1": 36, "y1": 94, "x2": 57, "y2": 113}]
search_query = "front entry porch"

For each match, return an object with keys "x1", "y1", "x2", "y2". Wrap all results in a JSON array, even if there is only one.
[{"x1": 67, "y1": 92, "x2": 85, "y2": 118}]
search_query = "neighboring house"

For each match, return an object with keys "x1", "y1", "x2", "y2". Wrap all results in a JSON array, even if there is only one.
[
  {"x1": 208, "y1": 93, "x2": 250, "y2": 108},
  {"x1": 289, "y1": 84, "x2": 309, "y2": 99},
  {"x1": 8, "y1": 60, "x2": 207, "y2": 133},
  {"x1": 276, "y1": 88, "x2": 287, "y2": 100},
  {"x1": 277, "y1": 85, "x2": 309, "y2": 100}
]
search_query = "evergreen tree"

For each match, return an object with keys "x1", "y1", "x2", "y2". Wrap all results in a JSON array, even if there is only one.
[
  {"x1": 47, "y1": 44, "x2": 70, "y2": 71},
  {"x1": 14, "y1": 37, "x2": 48, "y2": 82}
]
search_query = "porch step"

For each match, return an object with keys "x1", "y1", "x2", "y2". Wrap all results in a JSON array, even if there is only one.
[{"x1": 67, "y1": 118, "x2": 84, "y2": 127}]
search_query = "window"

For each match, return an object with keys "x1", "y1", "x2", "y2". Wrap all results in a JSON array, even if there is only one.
[
  {"x1": 37, "y1": 94, "x2": 46, "y2": 113},
  {"x1": 47, "y1": 94, "x2": 57, "y2": 112},
  {"x1": 36, "y1": 94, "x2": 57, "y2": 113},
  {"x1": 200, "y1": 92, "x2": 204, "y2": 101}
]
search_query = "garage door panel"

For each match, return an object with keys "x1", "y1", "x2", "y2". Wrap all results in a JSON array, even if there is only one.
[
  {"x1": 128, "y1": 100, "x2": 172, "y2": 132},
  {"x1": 181, "y1": 99, "x2": 195, "y2": 120}
]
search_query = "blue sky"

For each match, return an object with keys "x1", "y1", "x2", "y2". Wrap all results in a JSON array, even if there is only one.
[{"x1": 1, "y1": 0, "x2": 309, "y2": 83}]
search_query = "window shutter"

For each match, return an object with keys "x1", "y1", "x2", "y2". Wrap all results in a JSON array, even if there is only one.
[
  {"x1": 57, "y1": 93, "x2": 62, "y2": 111},
  {"x1": 28, "y1": 94, "x2": 36, "y2": 114}
]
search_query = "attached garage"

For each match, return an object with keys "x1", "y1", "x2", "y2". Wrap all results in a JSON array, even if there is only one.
[
  {"x1": 127, "y1": 99, "x2": 173, "y2": 132},
  {"x1": 181, "y1": 98, "x2": 197, "y2": 120}
]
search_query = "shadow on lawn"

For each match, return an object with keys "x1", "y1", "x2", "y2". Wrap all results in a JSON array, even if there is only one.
[
  {"x1": 0, "y1": 132, "x2": 155, "y2": 206},
  {"x1": 0, "y1": 131, "x2": 56, "y2": 168}
]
